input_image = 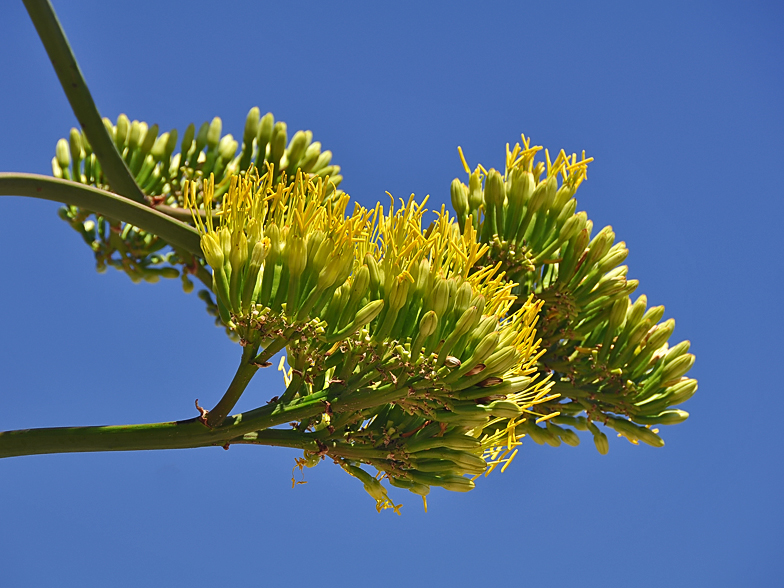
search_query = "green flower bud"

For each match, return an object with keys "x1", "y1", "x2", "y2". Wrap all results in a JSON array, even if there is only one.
[
  {"x1": 207, "y1": 117, "x2": 222, "y2": 150},
  {"x1": 218, "y1": 134, "x2": 238, "y2": 160},
  {"x1": 467, "y1": 169, "x2": 483, "y2": 213},
  {"x1": 243, "y1": 106, "x2": 260, "y2": 147},
  {"x1": 451, "y1": 178, "x2": 468, "y2": 217},
  {"x1": 256, "y1": 112, "x2": 274, "y2": 161},
  {"x1": 195, "y1": 121, "x2": 210, "y2": 153},
  {"x1": 559, "y1": 210, "x2": 586, "y2": 242},
  {"x1": 151, "y1": 132, "x2": 169, "y2": 161},
  {"x1": 285, "y1": 130, "x2": 310, "y2": 173},
  {"x1": 180, "y1": 122, "x2": 195, "y2": 157},
  {"x1": 269, "y1": 122, "x2": 287, "y2": 171},
  {"x1": 115, "y1": 113, "x2": 130, "y2": 151},
  {"x1": 69, "y1": 128, "x2": 83, "y2": 163},
  {"x1": 127, "y1": 120, "x2": 142, "y2": 151},
  {"x1": 56, "y1": 138, "x2": 70, "y2": 170},
  {"x1": 418, "y1": 310, "x2": 438, "y2": 338},
  {"x1": 140, "y1": 123, "x2": 158, "y2": 155}
]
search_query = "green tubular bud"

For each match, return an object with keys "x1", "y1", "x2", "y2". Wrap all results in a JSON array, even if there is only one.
[
  {"x1": 626, "y1": 295, "x2": 648, "y2": 325},
  {"x1": 428, "y1": 277, "x2": 450, "y2": 317},
  {"x1": 285, "y1": 130, "x2": 310, "y2": 174},
  {"x1": 541, "y1": 174, "x2": 558, "y2": 212},
  {"x1": 243, "y1": 107, "x2": 260, "y2": 150},
  {"x1": 217, "y1": 134, "x2": 237, "y2": 160},
  {"x1": 660, "y1": 353, "x2": 695, "y2": 384},
  {"x1": 412, "y1": 448, "x2": 486, "y2": 472},
  {"x1": 163, "y1": 128, "x2": 178, "y2": 161},
  {"x1": 269, "y1": 122, "x2": 287, "y2": 172},
  {"x1": 409, "y1": 472, "x2": 475, "y2": 493},
  {"x1": 353, "y1": 299, "x2": 386, "y2": 327},
  {"x1": 665, "y1": 341, "x2": 691, "y2": 364},
  {"x1": 365, "y1": 254, "x2": 382, "y2": 296},
  {"x1": 242, "y1": 240, "x2": 268, "y2": 313},
  {"x1": 552, "y1": 425, "x2": 580, "y2": 446},
  {"x1": 414, "y1": 257, "x2": 431, "y2": 296},
  {"x1": 665, "y1": 378, "x2": 698, "y2": 406},
  {"x1": 451, "y1": 179, "x2": 469, "y2": 222},
  {"x1": 68, "y1": 128, "x2": 83, "y2": 173},
  {"x1": 595, "y1": 245, "x2": 629, "y2": 275},
  {"x1": 591, "y1": 427, "x2": 609, "y2": 455},
  {"x1": 467, "y1": 169, "x2": 483, "y2": 212},
  {"x1": 642, "y1": 305, "x2": 665, "y2": 325},
  {"x1": 180, "y1": 122, "x2": 195, "y2": 158},
  {"x1": 484, "y1": 400, "x2": 522, "y2": 419},
  {"x1": 326, "y1": 300, "x2": 385, "y2": 343},
  {"x1": 140, "y1": 123, "x2": 158, "y2": 155},
  {"x1": 482, "y1": 345, "x2": 518, "y2": 374},
  {"x1": 311, "y1": 150, "x2": 333, "y2": 172},
  {"x1": 388, "y1": 275, "x2": 411, "y2": 311},
  {"x1": 286, "y1": 235, "x2": 307, "y2": 277},
  {"x1": 194, "y1": 121, "x2": 210, "y2": 154},
  {"x1": 229, "y1": 231, "x2": 249, "y2": 275},
  {"x1": 406, "y1": 435, "x2": 481, "y2": 453},
  {"x1": 410, "y1": 459, "x2": 460, "y2": 474},
  {"x1": 339, "y1": 265, "x2": 370, "y2": 324},
  {"x1": 642, "y1": 319, "x2": 676, "y2": 354},
  {"x1": 586, "y1": 226, "x2": 614, "y2": 266},
  {"x1": 56, "y1": 138, "x2": 71, "y2": 172},
  {"x1": 631, "y1": 409, "x2": 689, "y2": 426},
  {"x1": 298, "y1": 141, "x2": 322, "y2": 173},
  {"x1": 485, "y1": 169, "x2": 506, "y2": 236},
  {"x1": 456, "y1": 375, "x2": 532, "y2": 400},
  {"x1": 151, "y1": 132, "x2": 169, "y2": 161},
  {"x1": 127, "y1": 120, "x2": 142, "y2": 153},
  {"x1": 206, "y1": 117, "x2": 222, "y2": 151},
  {"x1": 467, "y1": 329, "x2": 500, "y2": 365},
  {"x1": 453, "y1": 281, "x2": 473, "y2": 317},
  {"x1": 518, "y1": 420, "x2": 543, "y2": 444},
  {"x1": 557, "y1": 228, "x2": 589, "y2": 284},
  {"x1": 555, "y1": 197, "x2": 578, "y2": 228},
  {"x1": 418, "y1": 310, "x2": 439, "y2": 338},
  {"x1": 219, "y1": 226, "x2": 232, "y2": 263},
  {"x1": 609, "y1": 417, "x2": 665, "y2": 447},
  {"x1": 256, "y1": 112, "x2": 274, "y2": 163},
  {"x1": 115, "y1": 114, "x2": 130, "y2": 152},
  {"x1": 505, "y1": 168, "x2": 534, "y2": 241},
  {"x1": 558, "y1": 211, "x2": 586, "y2": 243},
  {"x1": 442, "y1": 330, "x2": 500, "y2": 383}
]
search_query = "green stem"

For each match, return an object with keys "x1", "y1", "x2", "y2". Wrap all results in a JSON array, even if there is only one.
[
  {"x1": 0, "y1": 380, "x2": 413, "y2": 459},
  {"x1": 205, "y1": 345, "x2": 260, "y2": 428},
  {"x1": 0, "y1": 173, "x2": 200, "y2": 255},
  {"x1": 23, "y1": 0, "x2": 147, "y2": 203}
]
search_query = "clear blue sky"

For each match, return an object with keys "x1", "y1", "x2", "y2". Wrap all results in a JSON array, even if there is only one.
[{"x1": 1, "y1": 1, "x2": 782, "y2": 586}]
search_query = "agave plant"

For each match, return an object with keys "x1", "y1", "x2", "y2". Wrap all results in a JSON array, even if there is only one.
[{"x1": 0, "y1": 0, "x2": 696, "y2": 514}]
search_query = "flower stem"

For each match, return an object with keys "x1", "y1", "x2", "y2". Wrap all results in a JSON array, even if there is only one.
[
  {"x1": 205, "y1": 345, "x2": 260, "y2": 428},
  {"x1": 0, "y1": 173, "x2": 201, "y2": 255},
  {"x1": 22, "y1": 0, "x2": 147, "y2": 204}
]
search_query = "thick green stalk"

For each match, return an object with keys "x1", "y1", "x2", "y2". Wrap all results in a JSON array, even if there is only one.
[
  {"x1": 205, "y1": 345, "x2": 260, "y2": 428},
  {"x1": 0, "y1": 173, "x2": 200, "y2": 255},
  {"x1": 23, "y1": 0, "x2": 147, "y2": 203},
  {"x1": 0, "y1": 383, "x2": 415, "y2": 459}
]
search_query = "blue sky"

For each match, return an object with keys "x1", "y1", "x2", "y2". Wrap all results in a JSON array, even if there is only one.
[{"x1": 1, "y1": 1, "x2": 782, "y2": 586}]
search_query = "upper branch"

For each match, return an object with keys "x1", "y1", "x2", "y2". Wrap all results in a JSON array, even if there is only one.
[{"x1": 22, "y1": 0, "x2": 147, "y2": 203}]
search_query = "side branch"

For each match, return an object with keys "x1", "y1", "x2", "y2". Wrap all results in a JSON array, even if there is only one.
[
  {"x1": 0, "y1": 173, "x2": 201, "y2": 256},
  {"x1": 23, "y1": 0, "x2": 147, "y2": 203}
]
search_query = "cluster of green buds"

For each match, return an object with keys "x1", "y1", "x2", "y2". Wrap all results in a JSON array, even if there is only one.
[
  {"x1": 53, "y1": 108, "x2": 341, "y2": 296},
  {"x1": 452, "y1": 136, "x2": 697, "y2": 453},
  {"x1": 190, "y1": 168, "x2": 558, "y2": 512}
]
